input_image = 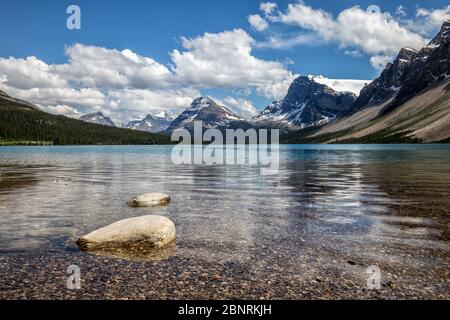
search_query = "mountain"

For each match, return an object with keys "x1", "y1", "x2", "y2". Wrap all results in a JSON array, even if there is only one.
[
  {"x1": 0, "y1": 89, "x2": 39, "y2": 110},
  {"x1": 80, "y1": 112, "x2": 116, "y2": 127},
  {"x1": 167, "y1": 97, "x2": 242, "y2": 131},
  {"x1": 124, "y1": 111, "x2": 174, "y2": 133},
  {"x1": 349, "y1": 47, "x2": 417, "y2": 113},
  {"x1": 282, "y1": 20, "x2": 450, "y2": 144},
  {"x1": 253, "y1": 76, "x2": 356, "y2": 129},
  {"x1": 0, "y1": 90, "x2": 171, "y2": 145},
  {"x1": 381, "y1": 20, "x2": 450, "y2": 115},
  {"x1": 252, "y1": 100, "x2": 283, "y2": 123}
]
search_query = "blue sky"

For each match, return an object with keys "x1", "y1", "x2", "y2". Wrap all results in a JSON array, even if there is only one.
[{"x1": 0, "y1": 0, "x2": 449, "y2": 123}]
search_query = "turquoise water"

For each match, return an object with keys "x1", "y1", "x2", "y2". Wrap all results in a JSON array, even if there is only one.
[{"x1": 0, "y1": 144, "x2": 449, "y2": 263}]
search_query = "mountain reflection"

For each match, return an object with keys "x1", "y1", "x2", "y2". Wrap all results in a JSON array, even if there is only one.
[{"x1": 0, "y1": 145, "x2": 449, "y2": 265}]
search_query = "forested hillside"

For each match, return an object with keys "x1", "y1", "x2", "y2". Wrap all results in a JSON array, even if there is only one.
[{"x1": 0, "y1": 103, "x2": 171, "y2": 145}]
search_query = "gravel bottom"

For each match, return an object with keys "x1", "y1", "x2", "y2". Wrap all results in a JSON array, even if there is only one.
[{"x1": 1, "y1": 239, "x2": 448, "y2": 300}]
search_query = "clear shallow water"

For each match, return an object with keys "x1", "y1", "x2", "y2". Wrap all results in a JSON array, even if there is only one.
[{"x1": 0, "y1": 145, "x2": 449, "y2": 272}]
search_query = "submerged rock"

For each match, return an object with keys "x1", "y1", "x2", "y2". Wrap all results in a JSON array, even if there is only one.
[
  {"x1": 127, "y1": 193, "x2": 171, "y2": 207},
  {"x1": 76, "y1": 215, "x2": 176, "y2": 251},
  {"x1": 82, "y1": 240, "x2": 176, "y2": 261}
]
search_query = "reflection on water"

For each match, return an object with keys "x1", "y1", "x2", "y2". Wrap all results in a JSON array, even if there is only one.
[
  {"x1": 0, "y1": 145, "x2": 449, "y2": 266},
  {"x1": 79, "y1": 241, "x2": 177, "y2": 261}
]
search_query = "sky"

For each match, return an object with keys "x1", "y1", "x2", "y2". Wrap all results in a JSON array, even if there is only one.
[{"x1": 0, "y1": 0, "x2": 449, "y2": 124}]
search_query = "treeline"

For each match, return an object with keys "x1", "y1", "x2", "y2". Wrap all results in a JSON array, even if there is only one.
[{"x1": 0, "y1": 105, "x2": 172, "y2": 145}]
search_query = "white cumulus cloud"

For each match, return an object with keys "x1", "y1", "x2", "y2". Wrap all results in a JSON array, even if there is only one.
[
  {"x1": 39, "y1": 104, "x2": 82, "y2": 118},
  {"x1": 369, "y1": 55, "x2": 395, "y2": 72},
  {"x1": 170, "y1": 29, "x2": 295, "y2": 99},
  {"x1": 0, "y1": 56, "x2": 67, "y2": 89},
  {"x1": 221, "y1": 97, "x2": 258, "y2": 119},
  {"x1": 260, "y1": 2, "x2": 278, "y2": 17},
  {"x1": 253, "y1": 1, "x2": 438, "y2": 71},
  {"x1": 0, "y1": 30, "x2": 296, "y2": 123},
  {"x1": 416, "y1": 5, "x2": 450, "y2": 28},
  {"x1": 308, "y1": 75, "x2": 370, "y2": 95},
  {"x1": 53, "y1": 44, "x2": 174, "y2": 89},
  {"x1": 248, "y1": 14, "x2": 269, "y2": 31},
  {"x1": 0, "y1": 46, "x2": 199, "y2": 123}
]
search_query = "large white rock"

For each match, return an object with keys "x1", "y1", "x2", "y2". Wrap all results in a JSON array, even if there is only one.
[
  {"x1": 127, "y1": 193, "x2": 171, "y2": 207},
  {"x1": 76, "y1": 215, "x2": 176, "y2": 250}
]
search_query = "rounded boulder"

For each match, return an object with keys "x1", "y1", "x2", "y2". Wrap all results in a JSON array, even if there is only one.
[
  {"x1": 127, "y1": 193, "x2": 171, "y2": 207},
  {"x1": 76, "y1": 215, "x2": 176, "y2": 250}
]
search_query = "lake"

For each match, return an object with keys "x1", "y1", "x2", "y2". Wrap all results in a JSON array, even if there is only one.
[{"x1": 0, "y1": 145, "x2": 449, "y2": 299}]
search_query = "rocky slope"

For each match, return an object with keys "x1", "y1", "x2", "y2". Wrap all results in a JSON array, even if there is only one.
[
  {"x1": 381, "y1": 20, "x2": 450, "y2": 115},
  {"x1": 167, "y1": 97, "x2": 242, "y2": 131},
  {"x1": 292, "y1": 79, "x2": 449, "y2": 143},
  {"x1": 349, "y1": 48, "x2": 417, "y2": 113},
  {"x1": 124, "y1": 111, "x2": 174, "y2": 133},
  {"x1": 253, "y1": 76, "x2": 356, "y2": 129},
  {"x1": 80, "y1": 112, "x2": 116, "y2": 127}
]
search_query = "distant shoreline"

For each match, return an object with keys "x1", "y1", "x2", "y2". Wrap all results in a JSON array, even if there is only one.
[{"x1": 1, "y1": 142, "x2": 449, "y2": 147}]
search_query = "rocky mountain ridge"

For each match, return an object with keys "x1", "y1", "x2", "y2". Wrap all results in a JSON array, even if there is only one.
[
  {"x1": 166, "y1": 97, "x2": 242, "y2": 131},
  {"x1": 124, "y1": 112, "x2": 174, "y2": 133},
  {"x1": 253, "y1": 76, "x2": 356, "y2": 129},
  {"x1": 79, "y1": 112, "x2": 116, "y2": 127}
]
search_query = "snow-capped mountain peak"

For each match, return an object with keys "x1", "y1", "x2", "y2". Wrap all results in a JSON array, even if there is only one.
[
  {"x1": 253, "y1": 76, "x2": 356, "y2": 129},
  {"x1": 124, "y1": 111, "x2": 174, "y2": 133},
  {"x1": 185, "y1": 97, "x2": 216, "y2": 111},
  {"x1": 79, "y1": 112, "x2": 116, "y2": 127},
  {"x1": 252, "y1": 101, "x2": 283, "y2": 122},
  {"x1": 167, "y1": 96, "x2": 242, "y2": 131},
  {"x1": 153, "y1": 111, "x2": 175, "y2": 121}
]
